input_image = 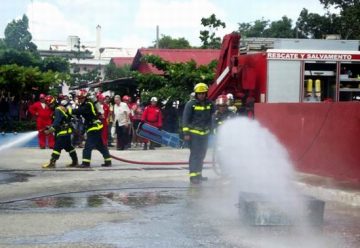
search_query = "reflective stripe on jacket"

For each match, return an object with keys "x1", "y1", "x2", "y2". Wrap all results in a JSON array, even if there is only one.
[
  {"x1": 182, "y1": 99, "x2": 214, "y2": 136},
  {"x1": 52, "y1": 106, "x2": 73, "y2": 136}
]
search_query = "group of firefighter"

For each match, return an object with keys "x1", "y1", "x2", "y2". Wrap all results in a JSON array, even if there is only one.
[
  {"x1": 29, "y1": 90, "x2": 164, "y2": 169},
  {"x1": 30, "y1": 82, "x2": 252, "y2": 185}
]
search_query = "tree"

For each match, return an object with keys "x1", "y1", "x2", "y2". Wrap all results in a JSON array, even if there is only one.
[
  {"x1": 0, "y1": 49, "x2": 41, "y2": 67},
  {"x1": 238, "y1": 17, "x2": 295, "y2": 38},
  {"x1": 200, "y1": 14, "x2": 226, "y2": 49},
  {"x1": 319, "y1": 0, "x2": 360, "y2": 39},
  {"x1": 4, "y1": 15, "x2": 37, "y2": 52},
  {"x1": 104, "y1": 62, "x2": 132, "y2": 80},
  {"x1": 153, "y1": 35, "x2": 191, "y2": 49},
  {"x1": 266, "y1": 16, "x2": 295, "y2": 38},
  {"x1": 296, "y1": 8, "x2": 341, "y2": 38},
  {"x1": 0, "y1": 64, "x2": 64, "y2": 97},
  {"x1": 41, "y1": 56, "x2": 70, "y2": 73},
  {"x1": 133, "y1": 55, "x2": 217, "y2": 103},
  {"x1": 238, "y1": 18, "x2": 269, "y2": 37}
]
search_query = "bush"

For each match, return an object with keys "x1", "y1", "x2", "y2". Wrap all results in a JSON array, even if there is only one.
[{"x1": 5, "y1": 120, "x2": 37, "y2": 132}]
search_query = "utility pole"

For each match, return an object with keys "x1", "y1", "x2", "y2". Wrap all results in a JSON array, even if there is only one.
[{"x1": 156, "y1": 25, "x2": 159, "y2": 49}]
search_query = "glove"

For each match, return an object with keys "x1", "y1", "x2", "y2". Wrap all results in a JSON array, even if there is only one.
[
  {"x1": 44, "y1": 126, "x2": 54, "y2": 134},
  {"x1": 138, "y1": 121, "x2": 144, "y2": 129}
]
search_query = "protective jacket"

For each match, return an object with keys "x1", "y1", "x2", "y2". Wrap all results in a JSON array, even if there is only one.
[
  {"x1": 51, "y1": 106, "x2": 73, "y2": 136},
  {"x1": 182, "y1": 99, "x2": 214, "y2": 136},
  {"x1": 212, "y1": 109, "x2": 236, "y2": 131},
  {"x1": 72, "y1": 101, "x2": 103, "y2": 133}
]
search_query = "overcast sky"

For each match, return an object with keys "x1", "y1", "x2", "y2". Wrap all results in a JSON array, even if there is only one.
[{"x1": 1, "y1": 0, "x2": 330, "y2": 49}]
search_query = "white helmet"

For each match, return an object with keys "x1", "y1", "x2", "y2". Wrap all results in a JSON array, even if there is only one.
[
  {"x1": 226, "y1": 93, "x2": 234, "y2": 100},
  {"x1": 150, "y1": 97, "x2": 158, "y2": 102},
  {"x1": 60, "y1": 99, "x2": 68, "y2": 106}
]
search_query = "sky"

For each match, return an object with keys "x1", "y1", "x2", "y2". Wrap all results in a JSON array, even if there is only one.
[{"x1": 0, "y1": 0, "x2": 331, "y2": 49}]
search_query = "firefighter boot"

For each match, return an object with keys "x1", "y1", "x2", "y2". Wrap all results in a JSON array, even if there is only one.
[
  {"x1": 143, "y1": 143, "x2": 148, "y2": 150},
  {"x1": 66, "y1": 160, "x2": 78, "y2": 168},
  {"x1": 76, "y1": 161, "x2": 90, "y2": 168},
  {"x1": 101, "y1": 160, "x2": 112, "y2": 167},
  {"x1": 66, "y1": 152, "x2": 79, "y2": 168},
  {"x1": 42, "y1": 158, "x2": 56, "y2": 169},
  {"x1": 190, "y1": 176, "x2": 201, "y2": 185}
]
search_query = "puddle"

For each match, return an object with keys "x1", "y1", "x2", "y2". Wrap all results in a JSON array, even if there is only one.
[
  {"x1": 0, "y1": 190, "x2": 181, "y2": 211},
  {"x1": 0, "y1": 172, "x2": 32, "y2": 184}
]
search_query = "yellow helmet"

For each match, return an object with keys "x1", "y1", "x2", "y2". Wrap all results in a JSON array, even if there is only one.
[{"x1": 194, "y1": 83, "x2": 208, "y2": 93}]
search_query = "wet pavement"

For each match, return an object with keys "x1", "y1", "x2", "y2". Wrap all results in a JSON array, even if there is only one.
[
  {"x1": 0, "y1": 148, "x2": 359, "y2": 247},
  {"x1": 0, "y1": 172, "x2": 32, "y2": 184}
]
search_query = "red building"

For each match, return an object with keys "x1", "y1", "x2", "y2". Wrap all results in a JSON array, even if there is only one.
[{"x1": 131, "y1": 48, "x2": 220, "y2": 74}]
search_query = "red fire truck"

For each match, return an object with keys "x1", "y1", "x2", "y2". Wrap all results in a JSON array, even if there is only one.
[{"x1": 208, "y1": 33, "x2": 360, "y2": 183}]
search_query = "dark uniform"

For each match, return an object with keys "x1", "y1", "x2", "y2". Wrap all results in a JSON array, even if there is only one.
[
  {"x1": 42, "y1": 105, "x2": 78, "y2": 168},
  {"x1": 182, "y1": 98, "x2": 214, "y2": 184},
  {"x1": 72, "y1": 100, "x2": 111, "y2": 167},
  {"x1": 212, "y1": 108, "x2": 236, "y2": 132}
]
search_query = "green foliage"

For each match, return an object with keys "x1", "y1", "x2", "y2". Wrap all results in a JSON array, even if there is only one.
[
  {"x1": 296, "y1": 1, "x2": 360, "y2": 39},
  {"x1": 200, "y1": 14, "x2": 226, "y2": 49},
  {"x1": 0, "y1": 49, "x2": 41, "y2": 67},
  {"x1": 238, "y1": 18, "x2": 269, "y2": 37},
  {"x1": 12, "y1": 120, "x2": 36, "y2": 132},
  {"x1": 132, "y1": 55, "x2": 217, "y2": 103},
  {"x1": 104, "y1": 62, "x2": 131, "y2": 80},
  {"x1": 41, "y1": 56, "x2": 70, "y2": 73},
  {"x1": 239, "y1": 17, "x2": 295, "y2": 38},
  {"x1": 4, "y1": 15, "x2": 37, "y2": 52},
  {"x1": 154, "y1": 35, "x2": 191, "y2": 49},
  {"x1": 0, "y1": 64, "x2": 61, "y2": 96},
  {"x1": 266, "y1": 16, "x2": 295, "y2": 38},
  {"x1": 296, "y1": 8, "x2": 341, "y2": 38}
]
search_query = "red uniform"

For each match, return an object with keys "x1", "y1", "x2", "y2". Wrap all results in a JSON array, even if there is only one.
[
  {"x1": 141, "y1": 105, "x2": 163, "y2": 128},
  {"x1": 29, "y1": 101, "x2": 55, "y2": 148}
]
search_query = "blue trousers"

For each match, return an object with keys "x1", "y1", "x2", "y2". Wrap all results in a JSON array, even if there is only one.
[
  {"x1": 83, "y1": 130, "x2": 111, "y2": 164},
  {"x1": 188, "y1": 133, "x2": 209, "y2": 174}
]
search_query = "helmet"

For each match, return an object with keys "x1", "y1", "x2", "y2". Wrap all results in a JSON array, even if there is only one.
[
  {"x1": 194, "y1": 83, "x2": 208, "y2": 93},
  {"x1": 39, "y1": 93, "x2": 46, "y2": 99},
  {"x1": 226, "y1": 93, "x2": 234, "y2": 100},
  {"x1": 122, "y1": 95, "x2": 130, "y2": 101},
  {"x1": 150, "y1": 97, "x2": 158, "y2": 102},
  {"x1": 60, "y1": 99, "x2": 68, "y2": 106},
  {"x1": 77, "y1": 89, "x2": 87, "y2": 99},
  {"x1": 216, "y1": 95, "x2": 228, "y2": 106},
  {"x1": 96, "y1": 92, "x2": 105, "y2": 101},
  {"x1": 44, "y1": 95, "x2": 55, "y2": 105}
]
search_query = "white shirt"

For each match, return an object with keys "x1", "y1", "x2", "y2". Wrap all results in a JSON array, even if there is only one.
[{"x1": 113, "y1": 102, "x2": 130, "y2": 126}]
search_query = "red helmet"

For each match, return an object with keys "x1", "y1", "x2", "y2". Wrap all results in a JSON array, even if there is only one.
[
  {"x1": 77, "y1": 89, "x2": 88, "y2": 99},
  {"x1": 39, "y1": 93, "x2": 46, "y2": 99},
  {"x1": 216, "y1": 95, "x2": 228, "y2": 106},
  {"x1": 45, "y1": 95, "x2": 55, "y2": 105},
  {"x1": 96, "y1": 92, "x2": 105, "y2": 101},
  {"x1": 122, "y1": 95, "x2": 130, "y2": 101}
]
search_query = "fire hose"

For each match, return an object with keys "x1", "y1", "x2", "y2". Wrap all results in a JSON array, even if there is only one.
[{"x1": 110, "y1": 153, "x2": 213, "y2": 166}]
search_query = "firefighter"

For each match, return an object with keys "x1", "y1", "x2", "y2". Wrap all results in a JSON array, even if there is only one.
[
  {"x1": 28, "y1": 93, "x2": 55, "y2": 149},
  {"x1": 182, "y1": 83, "x2": 215, "y2": 184},
  {"x1": 212, "y1": 95, "x2": 236, "y2": 131},
  {"x1": 226, "y1": 93, "x2": 237, "y2": 113},
  {"x1": 72, "y1": 90, "x2": 112, "y2": 168},
  {"x1": 42, "y1": 95, "x2": 78, "y2": 168}
]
